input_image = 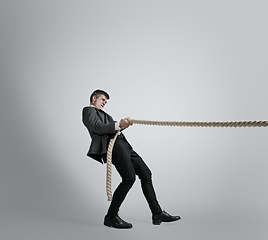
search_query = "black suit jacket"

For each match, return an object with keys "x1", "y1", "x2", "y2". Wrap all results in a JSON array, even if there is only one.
[{"x1": 82, "y1": 106, "x2": 118, "y2": 163}]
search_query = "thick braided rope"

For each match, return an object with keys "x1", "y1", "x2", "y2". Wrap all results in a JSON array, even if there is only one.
[
  {"x1": 128, "y1": 119, "x2": 268, "y2": 127},
  {"x1": 106, "y1": 130, "x2": 120, "y2": 201},
  {"x1": 106, "y1": 119, "x2": 267, "y2": 201}
]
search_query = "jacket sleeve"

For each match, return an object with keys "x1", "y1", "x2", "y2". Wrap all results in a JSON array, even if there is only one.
[{"x1": 83, "y1": 107, "x2": 116, "y2": 136}]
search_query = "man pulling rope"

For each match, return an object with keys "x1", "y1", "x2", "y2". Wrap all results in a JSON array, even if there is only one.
[
  {"x1": 82, "y1": 90, "x2": 181, "y2": 229},
  {"x1": 83, "y1": 89, "x2": 267, "y2": 229}
]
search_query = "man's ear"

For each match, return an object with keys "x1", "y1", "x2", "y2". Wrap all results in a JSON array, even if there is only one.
[{"x1": 92, "y1": 96, "x2": 97, "y2": 103}]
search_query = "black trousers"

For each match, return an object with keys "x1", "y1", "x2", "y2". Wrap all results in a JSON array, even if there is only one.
[{"x1": 107, "y1": 135, "x2": 162, "y2": 217}]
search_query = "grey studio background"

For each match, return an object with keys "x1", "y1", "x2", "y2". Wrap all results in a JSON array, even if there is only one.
[{"x1": 0, "y1": 0, "x2": 267, "y2": 240}]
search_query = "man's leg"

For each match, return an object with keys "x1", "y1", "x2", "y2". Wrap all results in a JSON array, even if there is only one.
[
  {"x1": 130, "y1": 150, "x2": 162, "y2": 215},
  {"x1": 131, "y1": 151, "x2": 181, "y2": 225}
]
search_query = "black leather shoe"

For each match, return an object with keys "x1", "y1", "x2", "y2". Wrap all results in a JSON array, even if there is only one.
[
  {"x1": 152, "y1": 211, "x2": 181, "y2": 225},
  {"x1": 104, "y1": 215, "x2": 133, "y2": 229}
]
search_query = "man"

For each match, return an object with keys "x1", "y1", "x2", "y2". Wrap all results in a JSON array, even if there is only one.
[{"x1": 82, "y1": 89, "x2": 181, "y2": 229}]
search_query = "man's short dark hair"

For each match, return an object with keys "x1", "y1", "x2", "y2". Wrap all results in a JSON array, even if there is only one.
[{"x1": 90, "y1": 89, "x2": 110, "y2": 103}]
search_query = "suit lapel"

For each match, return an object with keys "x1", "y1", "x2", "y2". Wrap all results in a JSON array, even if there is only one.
[{"x1": 96, "y1": 108, "x2": 108, "y2": 123}]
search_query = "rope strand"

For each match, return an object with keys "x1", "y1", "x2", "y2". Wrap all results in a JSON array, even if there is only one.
[
  {"x1": 128, "y1": 119, "x2": 268, "y2": 127},
  {"x1": 106, "y1": 130, "x2": 120, "y2": 201}
]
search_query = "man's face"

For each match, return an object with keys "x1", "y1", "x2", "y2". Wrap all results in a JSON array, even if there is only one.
[{"x1": 92, "y1": 94, "x2": 108, "y2": 110}]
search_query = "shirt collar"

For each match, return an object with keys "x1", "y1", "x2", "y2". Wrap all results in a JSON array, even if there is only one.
[{"x1": 90, "y1": 105, "x2": 105, "y2": 113}]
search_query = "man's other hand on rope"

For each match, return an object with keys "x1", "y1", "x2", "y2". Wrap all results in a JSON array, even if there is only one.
[{"x1": 119, "y1": 117, "x2": 133, "y2": 129}]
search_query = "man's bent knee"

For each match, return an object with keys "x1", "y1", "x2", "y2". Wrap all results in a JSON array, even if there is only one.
[
  {"x1": 139, "y1": 168, "x2": 152, "y2": 182},
  {"x1": 122, "y1": 176, "x2": 136, "y2": 186}
]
